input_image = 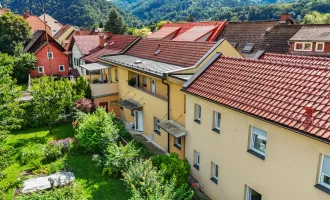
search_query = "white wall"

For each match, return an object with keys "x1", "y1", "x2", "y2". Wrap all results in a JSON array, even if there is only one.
[{"x1": 72, "y1": 42, "x2": 86, "y2": 76}]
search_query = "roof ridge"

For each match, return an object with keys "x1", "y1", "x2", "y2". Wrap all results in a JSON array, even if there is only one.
[
  {"x1": 265, "y1": 53, "x2": 330, "y2": 61},
  {"x1": 228, "y1": 20, "x2": 279, "y2": 24}
]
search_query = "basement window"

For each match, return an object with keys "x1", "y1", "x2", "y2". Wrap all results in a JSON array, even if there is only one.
[{"x1": 242, "y1": 43, "x2": 255, "y2": 53}]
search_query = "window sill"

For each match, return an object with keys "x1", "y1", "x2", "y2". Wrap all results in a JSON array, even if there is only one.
[
  {"x1": 174, "y1": 144, "x2": 181, "y2": 150},
  {"x1": 193, "y1": 164, "x2": 199, "y2": 170},
  {"x1": 154, "y1": 130, "x2": 161, "y2": 135},
  {"x1": 194, "y1": 119, "x2": 201, "y2": 124},
  {"x1": 247, "y1": 150, "x2": 265, "y2": 160},
  {"x1": 212, "y1": 128, "x2": 220, "y2": 134},
  {"x1": 315, "y1": 184, "x2": 330, "y2": 195},
  {"x1": 210, "y1": 177, "x2": 218, "y2": 184}
]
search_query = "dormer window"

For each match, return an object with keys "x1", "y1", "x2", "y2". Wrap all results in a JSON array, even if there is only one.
[
  {"x1": 242, "y1": 43, "x2": 255, "y2": 53},
  {"x1": 316, "y1": 42, "x2": 325, "y2": 52},
  {"x1": 294, "y1": 42, "x2": 312, "y2": 51}
]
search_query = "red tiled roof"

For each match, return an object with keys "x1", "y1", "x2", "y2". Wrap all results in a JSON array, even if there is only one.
[
  {"x1": 148, "y1": 21, "x2": 226, "y2": 42},
  {"x1": 185, "y1": 56, "x2": 330, "y2": 142},
  {"x1": 172, "y1": 26, "x2": 216, "y2": 41},
  {"x1": 148, "y1": 27, "x2": 181, "y2": 39},
  {"x1": 126, "y1": 39, "x2": 216, "y2": 67},
  {"x1": 260, "y1": 53, "x2": 330, "y2": 66},
  {"x1": 82, "y1": 35, "x2": 139, "y2": 63},
  {"x1": 73, "y1": 35, "x2": 102, "y2": 55}
]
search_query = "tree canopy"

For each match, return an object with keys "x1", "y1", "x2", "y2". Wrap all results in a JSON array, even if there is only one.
[
  {"x1": 302, "y1": 11, "x2": 330, "y2": 24},
  {"x1": 105, "y1": 8, "x2": 127, "y2": 34}
]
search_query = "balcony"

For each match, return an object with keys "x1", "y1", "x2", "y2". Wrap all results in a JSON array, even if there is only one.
[
  {"x1": 90, "y1": 82, "x2": 119, "y2": 98},
  {"x1": 127, "y1": 80, "x2": 168, "y2": 101}
]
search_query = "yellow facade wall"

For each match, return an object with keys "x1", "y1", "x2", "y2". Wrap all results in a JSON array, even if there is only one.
[
  {"x1": 93, "y1": 95, "x2": 120, "y2": 116},
  {"x1": 56, "y1": 26, "x2": 75, "y2": 44},
  {"x1": 185, "y1": 94, "x2": 330, "y2": 200}
]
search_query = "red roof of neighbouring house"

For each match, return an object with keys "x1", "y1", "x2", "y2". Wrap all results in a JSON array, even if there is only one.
[
  {"x1": 184, "y1": 55, "x2": 330, "y2": 142},
  {"x1": 73, "y1": 35, "x2": 102, "y2": 55},
  {"x1": 126, "y1": 38, "x2": 216, "y2": 67},
  {"x1": 259, "y1": 53, "x2": 330, "y2": 66},
  {"x1": 82, "y1": 35, "x2": 140, "y2": 63},
  {"x1": 148, "y1": 21, "x2": 227, "y2": 42}
]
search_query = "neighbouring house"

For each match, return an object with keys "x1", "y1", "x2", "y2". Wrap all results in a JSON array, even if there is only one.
[
  {"x1": 23, "y1": 10, "x2": 51, "y2": 35},
  {"x1": 148, "y1": 21, "x2": 227, "y2": 42},
  {"x1": 53, "y1": 24, "x2": 75, "y2": 46},
  {"x1": 39, "y1": 14, "x2": 63, "y2": 36},
  {"x1": 24, "y1": 30, "x2": 70, "y2": 78},
  {"x1": 0, "y1": 3, "x2": 10, "y2": 16},
  {"x1": 289, "y1": 25, "x2": 330, "y2": 57},
  {"x1": 182, "y1": 53, "x2": 330, "y2": 200},
  {"x1": 95, "y1": 38, "x2": 242, "y2": 158}
]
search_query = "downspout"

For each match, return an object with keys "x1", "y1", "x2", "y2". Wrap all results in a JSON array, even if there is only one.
[{"x1": 162, "y1": 74, "x2": 170, "y2": 153}]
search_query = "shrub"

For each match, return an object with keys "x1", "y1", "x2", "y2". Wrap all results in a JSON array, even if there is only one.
[
  {"x1": 102, "y1": 142, "x2": 140, "y2": 177},
  {"x1": 45, "y1": 138, "x2": 75, "y2": 161},
  {"x1": 18, "y1": 144, "x2": 46, "y2": 165},
  {"x1": 17, "y1": 183, "x2": 86, "y2": 200},
  {"x1": 128, "y1": 78, "x2": 136, "y2": 86},
  {"x1": 73, "y1": 76, "x2": 91, "y2": 99},
  {"x1": 74, "y1": 98, "x2": 94, "y2": 114},
  {"x1": 123, "y1": 159, "x2": 194, "y2": 200},
  {"x1": 44, "y1": 145, "x2": 62, "y2": 162},
  {"x1": 151, "y1": 153, "x2": 190, "y2": 187},
  {"x1": 75, "y1": 108, "x2": 119, "y2": 153},
  {"x1": 131, "y1": 140, "x2": 153, "y2": 159}
]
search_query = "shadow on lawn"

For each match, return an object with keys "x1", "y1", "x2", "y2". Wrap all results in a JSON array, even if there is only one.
[{"x1": 65, "y1": 154, "x2": 130, "y2": 200}]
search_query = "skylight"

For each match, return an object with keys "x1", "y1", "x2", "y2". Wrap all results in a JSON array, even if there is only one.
[
  {"x1": 242, "y1": 43, "x2": 255, "y2": 53},
  {"x1": 230, "y1": 42, "x2": 238, "y2": 48},
  {"x1": 110, "y1": 42, "x2": 115, "y2": 46},
  {"x1": 134, "y1": 60, "x2": 142, "y2": 64},
  {"x1": 155, "y1": 49, "x2": 161, "y2": 55}
]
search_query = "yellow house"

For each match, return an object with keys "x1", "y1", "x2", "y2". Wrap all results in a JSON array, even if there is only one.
[
  {"x1": 53, "y1": 25, "x2": 75, "y2": 46},
  {"x1": 182, "y1": 54, "x2": 330, "y2": 200},
  {"x1": 96, "y1": 38, "x2": 242, "y2": 158}
]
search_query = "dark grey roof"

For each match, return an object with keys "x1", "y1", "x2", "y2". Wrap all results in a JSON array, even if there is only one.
[
  {"x1": 23, "y1": 30, "x2": 44, "y2": 53},
  {"x1": 158, "y1": 120, "x2": 186, "y2": 138},
  {"x1": 100, "y1": 55, "x2": 187, "y2": 77},
  {"x1": 119, "y1": 99, "x2": 143, "y2": 110},
  {"x1": 290, "y1": 25, "x2": 330, "y2": 41}
]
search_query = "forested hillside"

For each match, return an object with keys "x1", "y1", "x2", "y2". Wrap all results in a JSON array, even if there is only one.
[
  {"x1": 0, "y1": 0, "x2": 142, "y2": 28},
  {"x1": 112, "y1": 0, "x2": 330, "y2": 24}
]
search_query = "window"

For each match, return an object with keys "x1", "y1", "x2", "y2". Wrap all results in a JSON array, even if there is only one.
[
  {"x1": 213, "y1": 111, "x2": 221, "y2": 133},
  {"x1": 38, "y1": 66, "x2": 44, "y2": 73},
  {"x1": 211, "y1": 162, "x2": 218, "y2": 184},
  {"x1": 242, "y1": 43, "x2": 255, "y2": 53},
  {"x1": 143, "y1": 76, "x2": 147, "y2": 86},
  {"x1": 316, "y1": 42, "x2": 325, "y2": 52},
  {"x1": 294, "y1": 42, "x2": 312, "y2": 51},
  {"x1": 194, "y1": 151, "x2": 200, "y2": 170},
  {"x1": 58, "y1": 65, "x2": 65, "y2": 72},
  {"x1": 319, "y1": 155, "x2": 330, "y2": 190},
  {"x1": 249, "y1": 127, "x2": 267, "y2": 159},
  {"x1": 47, "y1": 52, "x2": 54, "y2": 59},
  {"x1": 74, "y1": 58, "x2": 78, "y2": 66},
  {"x1": 154, "y1": 117, "x2": 161, "y2": 135},
  {"x1": 110, "y1": 101, "x2": 119, "y2": 106},
  {"x1": 230, "y1": 42, "x2": 238, "y2": 48},
  {"x1": 115, "y1": 68, "x2": 118, "y2": 81},
  {"x1": 246, "y1": 186, "x2": 262, "y2": 200},
  {"x1": 53, "y1": 29, "x2": 57, "y2": 32},
  {"x1": 174, "y1": 137, "x2": 181, "y2": 149},
  {"x1": 194, "y1": 104, "x2": 201, "y2": 123}
]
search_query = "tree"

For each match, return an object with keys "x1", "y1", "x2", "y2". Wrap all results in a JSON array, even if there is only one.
[
  {"x1": 0, "y1": 53, "x2": 24, "y2": 180},
  {"x1": 132, "y1": 27, "x2": 151, "y2": 38},
  {"x1": 105, "y1": 8, "x2": 127, "y2": 34},
  {"x1": 0, "y1": 12, "x2": 31, "y2": 55},
  {"x1": 302, "y1": 11, "x2": 330, "y2": 24},
  {"x1": 156, "y1": 20, "x2": 169, "y2": 30},
  {"x1": 99, "y1": 21, "x2": 104, "y2": 28},
  {"x1": 187, "y1": 14, "x2": 194, "y2": 22},
  {"x1": 30, "y1": 76, "x2": 74, "y2": 134},
  {"x1": 72, "y1": 77, "x2": 91, "y2": 99}
]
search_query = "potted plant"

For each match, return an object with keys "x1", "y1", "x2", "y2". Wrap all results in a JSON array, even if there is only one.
[{"x1": 128, "y1": 78, "x2": 136, "y2": 86}]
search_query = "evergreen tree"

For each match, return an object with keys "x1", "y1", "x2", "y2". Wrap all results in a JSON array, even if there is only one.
[
  {"x1": 99, "y1": 21, "x2": 104, "y2": 28},
  {"x1": 187, "y1": 14, "x2": 194, "y2": 22},
  {"x1": 105, "y1": 8, "x2": 127, "y2": 34}
]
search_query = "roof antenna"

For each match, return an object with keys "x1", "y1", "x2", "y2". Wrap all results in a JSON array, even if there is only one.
[{"x1": 42, "y1": 0, "x2": 53, "y2": 75}]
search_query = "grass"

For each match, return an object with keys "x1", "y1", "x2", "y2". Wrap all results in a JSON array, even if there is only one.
[{"x1": 0, "y1": 123, "x2": 130, "y2": 200}]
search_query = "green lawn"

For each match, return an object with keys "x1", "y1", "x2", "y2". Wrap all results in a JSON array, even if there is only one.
[{"x1": 0, "y1": 124, "x2": 130, "y2": 200}]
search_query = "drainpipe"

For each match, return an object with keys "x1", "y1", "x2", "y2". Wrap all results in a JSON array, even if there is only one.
[{"x1": 162, "y1": 74, "x2": 170, "y2": 153}]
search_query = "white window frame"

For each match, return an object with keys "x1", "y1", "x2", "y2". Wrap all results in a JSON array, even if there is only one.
[
  {"x1": 175, "y1": 137, "x2": 181, "y2": 147},
  {"x1": 250, "y1": 126, "x2": 267, "y2": 156},
  {"x1": 212, "y1": 162, "x2": 218, "y2": 180},
  {"x1": 316, "y1": 42, "x2": 325, "y2": 52},
  {"x1": 214, "y1": 111, "x2": 221, "y2": 130},
  {"x1": 195, "y1": 151, "x2": 200, "y2": 166},
  {"x1": 47, "y1": 52, "x2": 54, "y2": 59},
  {"x1": 58, "y1": 65, "x2": 65, "y2": 72},
  {"x1": 37, "y1": 66, "x2": 44, "y2": 74},
  {"x1": 319, "y1": 155, "x2": 330, "y2": 189},
  {"x1": 246, "y1": 186, "x2": 262, "y2": 200},
  {"x1": 294, "y1": 42, "x2": 312, "y2": 51},
  {"x1": 195, "y1": 104, "x2": 201, "y2": 121}
]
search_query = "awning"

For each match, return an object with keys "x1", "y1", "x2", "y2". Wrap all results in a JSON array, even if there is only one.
[
  {"x1": 158, "y1": 120, "x2": 186, "y2": 138},
  {"x1": 119, "y1": 99, "x2": 143, "y2": 110},
  {"x1": 80, "y1": 62, "x2": 109, "y2": 71}
]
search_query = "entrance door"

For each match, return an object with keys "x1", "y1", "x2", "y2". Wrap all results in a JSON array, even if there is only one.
[
  {"x1": 151, "y1": 78, "x2": 156, "y2": 95},
  {"x1": 99, "y1": 102, "x2": 108, "y2": 112},
  {"x1": 134, "y1": 110, "x2": 143, "y2": 132}
]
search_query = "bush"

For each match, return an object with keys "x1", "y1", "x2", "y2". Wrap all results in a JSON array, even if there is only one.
[
  {"x1": 123, "y1": 159, "x2": 194, "y2": 200},
  {"x1": 73, "y1": 77, "x2": 91, "y2": 99},
  {"x1": 151, "y1": 153, "x2": 190, "y2": 187},
  {"x1": 102, "y1": 142, "x2": 140, "y2": 177},
  {"x1": 18, "y1": 144, "x2": 46, "y2": 165},
  {"x1": 131, "y1": 140, "x2": 153, "y2": 159},
  {"x1": 17, "y1": 183, "x2": 86, "y2": 200},
  {"x1": 45, "y1": 138, "x2": 75, "y2": 161},
  {"x1": 75, "y1": 108, "x2": 119, "y2": 153},
  {"x1": 74, "y1": 98, "x2": 94, "y2": 114}
]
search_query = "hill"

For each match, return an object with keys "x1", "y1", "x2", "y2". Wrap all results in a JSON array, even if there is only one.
[{"x1": 1, "y1": 0, "x2": 142, "y2": 28}]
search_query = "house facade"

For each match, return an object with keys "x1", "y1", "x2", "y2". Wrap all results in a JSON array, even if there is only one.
[
  {"x1": 24, "y1": 30, "x2": 70, "y2": 78},
  {"x1": 182, "y1": 54, "x2": 330, "y2": 200},
  {"x1": 23, "y1": 10, "x2": 51, "y2": 35}
]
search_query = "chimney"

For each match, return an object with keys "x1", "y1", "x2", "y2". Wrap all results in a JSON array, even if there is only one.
[
  {"x1": 25, "y1": 9, "x2": 30, "y2": 17},
  {"x1": 304, "y1": 104, "x2": 314, "y2": 117},
  {"x1": 280, "y1": 13, "x2": 292, "y2": 24},
  {"x1": 99, "y1": 34, "x2": 105, "y2": 48}
]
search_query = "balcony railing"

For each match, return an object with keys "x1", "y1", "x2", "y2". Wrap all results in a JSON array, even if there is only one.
[
  {"x1": 127, "y1": 81, "x2": 168, "y2": 101},
  {"x1": 90, "y1": 82, "x2": 119, "y2": 97}
]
